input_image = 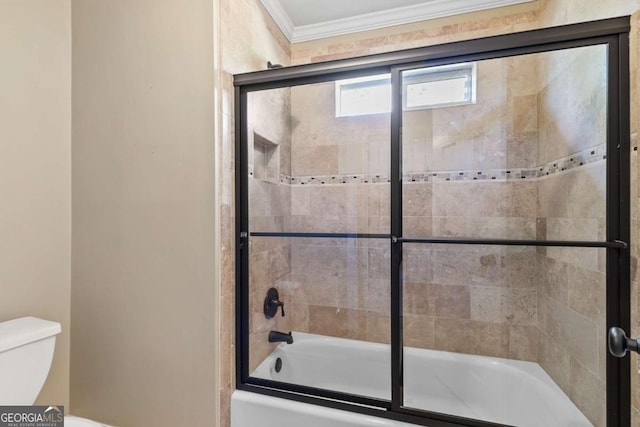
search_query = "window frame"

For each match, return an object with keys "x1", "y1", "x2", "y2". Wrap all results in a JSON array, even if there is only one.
[
  {"x1": 334, "y1": 62, "x2": 477, "y2": 117},
  {"x1": 402, "y1": 62, "x2": 476, "y2": 111},
  {"x1": 334, "y1": 73, "x2": 391, "y2": 117}
]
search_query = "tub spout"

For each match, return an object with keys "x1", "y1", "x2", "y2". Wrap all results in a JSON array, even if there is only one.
[{"x1": 269, "y1": 330, "x2": 293, "y2": 344}]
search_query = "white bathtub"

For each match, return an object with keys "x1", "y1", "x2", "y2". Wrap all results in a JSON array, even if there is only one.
[{"x1": 232, "y1": 332, "x2": 592, "y2": 427}]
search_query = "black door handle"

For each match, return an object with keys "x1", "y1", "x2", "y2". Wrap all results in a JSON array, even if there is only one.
[{"x1": 608, "y1": 327, "x2": 640, "y2": 357}]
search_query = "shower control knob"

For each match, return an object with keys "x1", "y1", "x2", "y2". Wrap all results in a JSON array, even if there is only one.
[
  {"x1": 264, "y1": 288, "x2": 285, "y2": 319},
  {"x1": 608, "y1": 327, "x2": 640, "y2": 357}
]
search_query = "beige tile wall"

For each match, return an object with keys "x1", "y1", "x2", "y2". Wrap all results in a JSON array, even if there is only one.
[
  {"x1": 291, "y1": 83, "x2": 391, "y2": 177},
  {"x1": 290, "y1": 54, "x2": 539, "y2": 179},
  {"x1": 278, "y1": 52, "x2": 542, "y2": 364},
  {"x1": 405, "y1": 244, "x2": 538, "y2": 360},
  {"x1": 537, "y1": 46, "x2": 607, "y2": 165},
  {"x1": 535, "y1": 43, "x2": 608, "y2": 427},
  {"x1": 249, "y1": 88, "x2": 292, "y2": 179},
  {"x1": 533, "y1": 16, "x2": 639, "y2": 425},
  {"x1": 218, "y1": 0, "x2": 291, "y2": 425},
  {"x1": 247, "y1": 87, "x2": 293, "y2": 372}
]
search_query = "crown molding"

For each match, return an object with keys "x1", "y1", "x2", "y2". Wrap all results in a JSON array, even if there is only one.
[
  {"x1": 262, "y1": 0, "x2": 535, "y2": 44},
  {"x1": 261, "y1": 0, "x2": 295, "y2": 41}
]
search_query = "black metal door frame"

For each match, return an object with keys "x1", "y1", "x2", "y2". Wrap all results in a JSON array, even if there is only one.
[{"x1": 234, "y1": 17, "x2": 631, "y2": 427}]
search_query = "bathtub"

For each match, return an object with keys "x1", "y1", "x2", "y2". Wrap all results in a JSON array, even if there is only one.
[{"x1": 232, "y1": 332, "x2": 592, "y2": 427}]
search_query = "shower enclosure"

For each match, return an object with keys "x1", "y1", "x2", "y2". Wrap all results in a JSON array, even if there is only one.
[{"x1": 234, "y1": 17, "x2": 631, "y2": 427}]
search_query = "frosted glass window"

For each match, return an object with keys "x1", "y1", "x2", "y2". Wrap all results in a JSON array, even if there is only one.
[
  {"x1": 335, "y1": 63, "x2": 476, "y2": 117},
  {"x1": 405, "y1": 76, "x2": 469, "y2": 108},
  {"x1": 403, "y1": 62, "x2": 476, "y2": 110},
  {"x1": 335, "y1": 75, "x2": 391, "y2": 117}
]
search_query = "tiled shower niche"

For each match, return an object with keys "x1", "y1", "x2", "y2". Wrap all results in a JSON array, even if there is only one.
[{"x1": 247, "y1": 44, "x2": 608, "y2": 426}]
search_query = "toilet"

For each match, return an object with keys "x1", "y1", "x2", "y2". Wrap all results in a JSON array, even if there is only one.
[{"x1": 0, "y1": 317, "x2": 107, "y2": 426}]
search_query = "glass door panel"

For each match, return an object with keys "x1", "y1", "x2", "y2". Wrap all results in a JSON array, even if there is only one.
[
  {"x1": 401, "y1": 46, "x2": 607, "y2": 242},
  {"x1": 248, "y1": 235, "x2": 391, "y2": 401},
  {"x1": 401, "y1": 243, "x2": 605, "y2": 426},
  {"x1": 245, "y1": 81, "x2": 390, "y2": 402},
  {"x1": 400, "y1": 44, "x2": 609, "y2": 427}
]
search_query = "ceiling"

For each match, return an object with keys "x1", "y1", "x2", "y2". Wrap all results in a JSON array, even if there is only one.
[{"x1": 261, "y1": 0, "x2": 536, "y2": 43}]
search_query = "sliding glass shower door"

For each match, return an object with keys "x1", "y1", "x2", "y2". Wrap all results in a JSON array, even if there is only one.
[
  {"x1": 235, "y1": 17, "x2": 631, "y2": 427},
  {"x1": 243, "y1": 81, "x2": 392, "y2": 403},
  {"x1": 397, "y1": 45, "x2": 614, "y2": 427}
]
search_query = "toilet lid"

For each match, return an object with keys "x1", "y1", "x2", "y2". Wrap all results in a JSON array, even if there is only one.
[{"x1": 65, "y1": 416, "x2": 105, "y2": 427}]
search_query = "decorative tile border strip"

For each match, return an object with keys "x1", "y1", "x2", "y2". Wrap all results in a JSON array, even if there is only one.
[
  {"x1": 537, "y1": 143, "x2": 607, "y2": 177},
  {"x1": 281, "y1": 173, "x2": 390, "y2": 185},
  {"x1": 279, "y1": 144, "x2": 612, "y2": 185}
]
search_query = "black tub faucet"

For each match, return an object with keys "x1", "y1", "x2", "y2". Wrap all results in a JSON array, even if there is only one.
[{"x1": 269, "y1": 330, "x2": 293, "y2": 344}]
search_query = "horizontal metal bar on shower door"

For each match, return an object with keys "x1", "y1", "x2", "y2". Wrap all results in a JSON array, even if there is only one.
[
  {"x1": 398, "y1": 237, "x2": 628, "y2": 248},
  {"x1": 245, "y1": 377, "x2": 392, "y2": 409},
  {"x1": 249, "y1": 232, "x2": 628, "y2": 249},
  {"x1": 237, "y1": 383, "x2": 484, "y2": 427},
  {"x1": 249, "y1": 232, "x2": 391, "y2": 239}
]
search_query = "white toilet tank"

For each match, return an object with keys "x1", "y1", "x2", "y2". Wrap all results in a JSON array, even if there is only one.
[{"x1": 0, "y1": 317, "x2": 61, "y2": 405}]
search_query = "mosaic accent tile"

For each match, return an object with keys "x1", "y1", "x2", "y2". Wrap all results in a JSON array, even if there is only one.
[
  {"x1": 281, "y1": 173, "x2": 390, "y2": 185},
  {"x1": 537, "y1": 144, "x2": 607, "y2": 177},
  {"x1": 421, "y1": 168, "x2": 538, "y2": 182},
  {"x1": 280, "y1": 144, "x2": 615, "y2": 186}
]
